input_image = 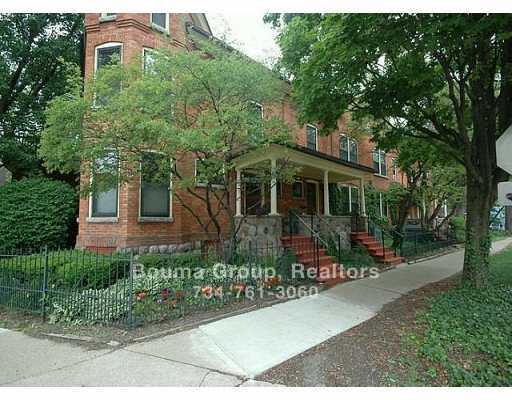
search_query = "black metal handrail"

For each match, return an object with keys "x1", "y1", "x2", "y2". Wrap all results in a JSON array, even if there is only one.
[
  {"x1": 367, "y1": 217, "x2": 404, "y2": 257},
  {"x1": 285, "y1": 210, "x2": 328, "y2": 278}
]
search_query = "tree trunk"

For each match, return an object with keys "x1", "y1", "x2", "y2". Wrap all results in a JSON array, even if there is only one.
[{"x1": 462, "y1": 174, "x2": 493, "y2": 288}]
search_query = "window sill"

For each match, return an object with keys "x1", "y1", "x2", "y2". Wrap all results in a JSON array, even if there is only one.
[
  {"x1": 151, "y1": 23, "x2": 170, "y2": 35},
  {"x1": 138, "y1": 217, "x2": 174, "y2": 223},
  {"x1": 374, "y1": 173, "x2": 389, "y2": 179},
  {"x1": 86, "y1": 217, "x2": 118, "y2": 223},
  {"x1": 99, "y1": 15, "x2": 117, "y2": 23}
]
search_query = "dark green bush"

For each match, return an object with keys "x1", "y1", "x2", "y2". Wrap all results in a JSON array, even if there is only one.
[
  {"x1": 0, "y1": 250, "x2": 130, "y2": 289},
  {"x1": 0, "y1": 178, "x2": 77, "y2": 250},
  {"x1": 138, "y1": 252, "x2": 207, "y2": 272}
]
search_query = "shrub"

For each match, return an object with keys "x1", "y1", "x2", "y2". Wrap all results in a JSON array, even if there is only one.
[
  {"x1": 450, "y1": 216, "x2": 465, "y2": 242},
  {"x1": 0, "y1": 250, "x2": 130, "y2": 290},
  {"x1": 0, "y1": 178, "x2": 77, "y2": 250},
  {"x1": 137, "y1": 252, "x2": 207, "y2": 272}
]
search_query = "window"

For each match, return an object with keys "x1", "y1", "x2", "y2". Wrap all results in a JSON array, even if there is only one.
[
  {"x1": 250, "y1": 101, "x2": 263, "y2": 119},
  {"x1": 340, "y1": 135, "x2": 358, "y2": 163},
  {"x1": 306, "y1": 124, "x2": 317, "y2": 151},
  {"x1": 392, "y1": 159, "x2": 398, "y2": 180},
  {"x1": 195, "y1": 158, "x2": 224, "y2": 187},
  {"x1": 99, "y1": 13, "x2": 117, "y2": 22},
  {"x1": 292, "y1": 181, "x2": 303, "y2": 198},
  {"x1": 139, "y1": 153, "x2": 171, "y2": 218},
  {"x1": 91, "y1": 154, "x2": 119, "y2": 218},
  {"x1": 151, "y1": 13, "x2": 168, "y2": 32},
  {"x1": 373, "y1": 149, "x2": 387, "y2": 177},
  {"x1": 338, "y1": 184, "x2": 360, "y2": 215},
  {"x1": 95, "y1": 43, "x2": 122, "y2": 72},
  {"x1": 379, "y1": 192, "x2": 388, "y2": 217},
  {"x1": 143, "y1": 48, "x2": 156, "y2": 72},
  {"x1": 248, "y1": 101, "x2": 264, "y2": 141},
  {"x1": 94, "y1": 43, "x2": 122, "y2": 105}
]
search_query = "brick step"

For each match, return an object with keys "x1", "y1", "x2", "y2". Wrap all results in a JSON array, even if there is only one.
[
  {"x1": 368, "y1": 249, "x2": 396, "y2": 258},
  {"x1": 298, "y1": 255, "x2": 336, "y2": 268},
  {"x1": 355, "y1": 238, "x2": 381, "y2": 246},
  {"x1": 294, "y1": 248, "x2": 328, "y2": 257},
  {"x1": 381, "y1": 256, "x2": 405, "y2": 266}
]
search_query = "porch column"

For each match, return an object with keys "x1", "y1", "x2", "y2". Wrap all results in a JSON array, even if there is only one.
[
  {"x1": 270, "y1": 158, "x2": 279, "y2": 215},
  {"x1": 359, "y1": 177, "x2": 366, "y2": 216},
  {"x1": 323, "y1": 170, "x2": 330, "y2": 216},
  {"x1": 235, "y1": 169, "x2": 242, "y2": 217}
]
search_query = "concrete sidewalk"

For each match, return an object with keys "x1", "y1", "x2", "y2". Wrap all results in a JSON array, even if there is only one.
[{"x1": 2, "y1": 238, "x2": 511, "y2": 386}]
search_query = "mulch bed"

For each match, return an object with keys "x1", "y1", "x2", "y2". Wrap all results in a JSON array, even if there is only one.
[{"x1": 257, "y1": 274, "x2": 461, "y2": 386}]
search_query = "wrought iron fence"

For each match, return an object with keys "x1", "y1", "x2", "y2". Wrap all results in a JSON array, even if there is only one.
[{"x1": 0, "y1": 242, "x2": 296, "y2": 328}]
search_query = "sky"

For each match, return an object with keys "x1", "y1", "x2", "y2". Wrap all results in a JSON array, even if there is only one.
[{"x1": 206, "y1": 13, "x2": 281, "y2": 67}]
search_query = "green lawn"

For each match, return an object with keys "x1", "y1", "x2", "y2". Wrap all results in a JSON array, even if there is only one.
[{"x1": 409, "y1": 247, "x2": 512, "y2": 386}]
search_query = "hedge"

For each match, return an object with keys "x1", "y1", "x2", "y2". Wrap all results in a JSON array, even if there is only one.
[{"x1": 0, "y1": 178, "x2": 77, "y2": 250}]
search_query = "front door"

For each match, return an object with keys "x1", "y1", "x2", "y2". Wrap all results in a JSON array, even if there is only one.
[{"x1": 306, "y1": 182, "x2": 317, "y2": 214}]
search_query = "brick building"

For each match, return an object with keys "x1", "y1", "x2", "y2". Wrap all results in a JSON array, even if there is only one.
[{"x1": 77, "y1": 13, "x2": 412, "y2": 253}]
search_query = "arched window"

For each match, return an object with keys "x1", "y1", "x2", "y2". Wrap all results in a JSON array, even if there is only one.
[{"x1": 340, "y1": 135, "x2": 358, "y2": 163}]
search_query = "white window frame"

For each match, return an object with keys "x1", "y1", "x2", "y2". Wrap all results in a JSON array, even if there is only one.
[
  {"x1": 87, "y1": 153, "x2": 120, "y2": 223},
  {"x1": 138, "y1": 151, "x2": 173, "y2": 222},
  {"x1": 194, "y1": 158, "x2": 225, "y2": 189},
  {"x1": 340, "y1": 134, "x2": 358, "y2": 163},
  {"x1": 94, "y1": 42, "x2": 123, "y2": 74},
  {"x1": 338, "y1": 183, "x2": 360, "y2": 214},
  {"x1": 150, "y1": 13, "x2": 170, "y2": 34},
  {"x1": 392, "y1": 158, "x2": 398, "y2": 180},
  {"x1": 373, "y1": 149, "x2": 388, "y2": 177},
  {"x1": 306, "y1": 124, "x2": 318, "y2": 151},
  {"x1": 378, "y1": 192, "x2": 388, "y2": 217}
]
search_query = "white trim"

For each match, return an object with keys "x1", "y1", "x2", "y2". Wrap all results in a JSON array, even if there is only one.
[
  {"x1": 138, "y1": 151, "x2": 173, "y2": 221},
  {"x1": 94, "y1": 42, "x2": 123, "y2": 75},
  {"x1": 306, "y1": 124, "x2": 318, "y2": 151},
  {"x1": 150, "y1": 13, "x2": 170, "y2": 34}
]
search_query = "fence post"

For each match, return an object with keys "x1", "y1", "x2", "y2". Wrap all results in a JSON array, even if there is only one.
[
  {"x1": 414, "y1": 233, "x2": 418, "y2": 257},
  {"x1": 41, "y1": 246, "x2": 49, "y2": 321},
  {"x1": 127, "y1": 251, "x2": 134, "y2": 330}
]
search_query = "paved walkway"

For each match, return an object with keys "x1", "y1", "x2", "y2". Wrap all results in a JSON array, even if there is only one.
[{"x1": 2, "y1": 238, "x2": 511, "y2": 386}]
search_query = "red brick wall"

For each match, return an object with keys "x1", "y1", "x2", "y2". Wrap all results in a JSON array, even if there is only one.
[{"x1": 77, "y1": 13, "x2": 410, "y2": 250}]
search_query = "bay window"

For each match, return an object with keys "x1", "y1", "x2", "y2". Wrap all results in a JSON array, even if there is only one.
[{"x1": 90, "y1": 153, "x2": 119, "y2": 218}]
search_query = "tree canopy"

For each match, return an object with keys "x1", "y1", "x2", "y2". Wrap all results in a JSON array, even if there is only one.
[
  {"x1": 266, "y1": 13, "x2": 512, "y2": 286},
  {"x1": 0, "y1": 13, "x2": 83, "y2": 180}
]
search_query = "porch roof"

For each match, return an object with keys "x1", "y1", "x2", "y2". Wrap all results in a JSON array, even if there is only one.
[{"x1": 232, "y1": 143, "x2": 375, "y2": 181}]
